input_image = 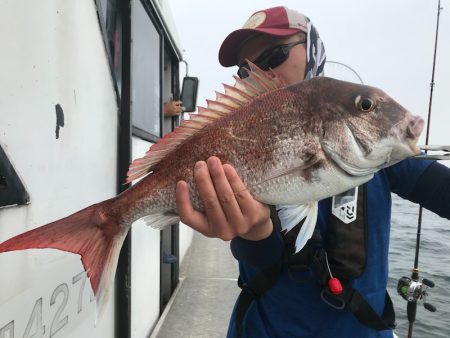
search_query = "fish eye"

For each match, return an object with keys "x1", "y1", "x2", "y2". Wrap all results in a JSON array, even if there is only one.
[{"x1": 355, "y1": 96, "x2": 376, "y2": 112}]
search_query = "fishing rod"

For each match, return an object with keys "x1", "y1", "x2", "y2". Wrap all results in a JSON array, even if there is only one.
[{"x1": 397, "y1": 1, "x2": 443, "y2": 337}]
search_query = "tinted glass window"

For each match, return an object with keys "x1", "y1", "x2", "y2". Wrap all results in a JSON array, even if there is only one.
[{"x1": 131, "y1": 0, "x2": 161, "y2": 138}]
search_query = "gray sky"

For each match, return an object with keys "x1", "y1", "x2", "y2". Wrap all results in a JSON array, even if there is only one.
[{"x1": 168, "y1": 0, "x2": 449, "y2": 146}]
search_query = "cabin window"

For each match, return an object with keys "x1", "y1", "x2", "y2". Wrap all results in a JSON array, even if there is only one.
[
  {"x1": 131, "y1": 0, "x2": 162, "y2": 141},
  {"x1": 96, "y1": 0, "x2": 123, "y2": 96},
  {"x1": 98, "y1": 0, "x2": 108, "y2": 21}
]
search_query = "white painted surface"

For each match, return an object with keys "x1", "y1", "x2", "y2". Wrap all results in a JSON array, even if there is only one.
[
  {"x1": 129, "y1": 137, "x2": 195, "y2": 337},
  {"x1": 179, "y1": 223, "x2": 194, "y2": 266},
  {"x1": 130, "y1": 137, "x2": 161, "y2": 338},
  {"x1": 0, "y1": 0, "x2": 194, "y2": 336},
  {"x1": 0, "y1": 0, "x2": 117, "y2": 336}
]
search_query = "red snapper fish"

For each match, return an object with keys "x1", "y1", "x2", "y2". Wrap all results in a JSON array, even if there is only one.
[{"x1": 0, "y1": 63, "x2": 424, "y2": 310}]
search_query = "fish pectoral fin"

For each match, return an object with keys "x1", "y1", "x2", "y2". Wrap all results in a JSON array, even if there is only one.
[
  {"x1": 142, "y1": 212, "x2": 180, "y2": 229},
  {"x1": 276, "y1": 202, "x2": 319, "y2": 253},
  {"x1": 249, "y1": 157, "x2": 320, "y2": 190}
]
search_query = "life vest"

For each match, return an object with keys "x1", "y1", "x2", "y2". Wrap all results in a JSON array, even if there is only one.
[{"x1": 235, "y1": 184, "x2": 396, "y2": 337}]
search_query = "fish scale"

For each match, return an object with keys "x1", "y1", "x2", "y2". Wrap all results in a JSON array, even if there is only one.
[{"x1": 0, "y1": 62, "x2": 424, "y2": 315}]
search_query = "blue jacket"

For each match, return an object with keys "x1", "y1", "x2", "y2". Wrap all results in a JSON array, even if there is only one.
[{"x1": 227, "y1": 159, "x2": 450, "y2": 338}]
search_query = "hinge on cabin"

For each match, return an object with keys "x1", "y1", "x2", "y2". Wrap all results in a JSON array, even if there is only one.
[{"x1": 0, "y1": 145, "x2": 29, "y2": 208}]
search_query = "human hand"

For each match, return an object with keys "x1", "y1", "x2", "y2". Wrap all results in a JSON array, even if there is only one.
[
  {"x1": 164, "y1": 100, "x2": 183, "y2": 117},
  {"x1": 176, "y1": 156, "x2": 273, "y2": 241}
]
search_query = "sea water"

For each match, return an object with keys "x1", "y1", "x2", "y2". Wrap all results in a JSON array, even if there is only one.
[{"x1": 389, "y1": 194, "x2": 450, "y2": 338}]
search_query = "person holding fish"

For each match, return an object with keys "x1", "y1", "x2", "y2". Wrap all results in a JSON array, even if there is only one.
[
  {"x1": 1, "y1": 5, "x2": 449, "y2": 338},
  {"x1": 175, "y1": 6, "x2": 450, "y2": 338}
]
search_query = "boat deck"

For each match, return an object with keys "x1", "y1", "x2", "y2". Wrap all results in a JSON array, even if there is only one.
[{"x1": 151, "y1": 231, "x2": 240, "y2": 338}]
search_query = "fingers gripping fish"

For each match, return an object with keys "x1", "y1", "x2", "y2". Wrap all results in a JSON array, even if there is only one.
[{"x1": 0, "y1": 62, "x2": 424, "y2": 314}]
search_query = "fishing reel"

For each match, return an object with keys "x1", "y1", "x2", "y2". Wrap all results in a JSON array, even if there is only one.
[{"x1": 397, "y1": 276, "x2": 437, "y2": 313}]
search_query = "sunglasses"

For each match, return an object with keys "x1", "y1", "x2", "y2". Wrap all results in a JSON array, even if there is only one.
[{"x1": 237, "y1": 40, "x2": 306, "y2": 79}]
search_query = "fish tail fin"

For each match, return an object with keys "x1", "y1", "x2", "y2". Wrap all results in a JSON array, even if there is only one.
[{"x1": 0, "y1": 201, "x2": 128, "y2": 313}]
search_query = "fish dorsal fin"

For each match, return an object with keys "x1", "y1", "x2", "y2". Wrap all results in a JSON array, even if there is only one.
[{"x1": 126, "y1": 61, "x2": 286, "y2": 183}]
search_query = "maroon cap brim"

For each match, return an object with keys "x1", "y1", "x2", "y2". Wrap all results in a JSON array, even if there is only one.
[{"x1": 218, "y1": 27, "x2": 300, "y2": 67}]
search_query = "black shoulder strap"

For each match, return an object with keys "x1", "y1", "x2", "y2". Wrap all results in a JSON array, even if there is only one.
[
  {"x1": 235, "y1": 261, "x2": 282, "y2": 337},
  {"x1": 326, "y1": 184, "x2": 368, "y2": 279},
  {"x1": 350, "y1": 289, "x2": 396, "y2": 330},
  {"x1": 234, "y1": 198, "x2": 396, "y2": 335},
  {"x1": 234, "y1": 206, "x2": 284, "y2": 337},
  {"x1": 321, "y1": 284, "x2": 396, "y2": 330},
  {"x1": 235, "y1": 261, "x2": 396, "y2": 336}
]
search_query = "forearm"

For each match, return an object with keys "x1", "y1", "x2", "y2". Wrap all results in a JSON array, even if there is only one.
[
  {"x1": 231, "y1": 227, "x2": 284, "y2": 268},
  {"x1": 410, "y1": 161, "x2": 450, "y2": 220}
]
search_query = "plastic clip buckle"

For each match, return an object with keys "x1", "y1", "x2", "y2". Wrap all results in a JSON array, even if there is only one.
[{"x1": 320, "y1": 289, "x2": 346, "y2": 310}]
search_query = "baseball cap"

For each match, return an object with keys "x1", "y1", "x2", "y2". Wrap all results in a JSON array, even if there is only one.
[{"x1": 219, "y1": 6, "x2": 308, "y2": 67}]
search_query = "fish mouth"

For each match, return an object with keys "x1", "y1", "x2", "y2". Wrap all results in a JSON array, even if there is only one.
[
  {"x1": 388, "y1": 114, "x2": 424, "y2": 158},
  {"x1": 405, "y1": 116, "x2": 425, "y2": 155},
  {"x1": 407, "y1": 139, "x2": 421, "y2": 155}
]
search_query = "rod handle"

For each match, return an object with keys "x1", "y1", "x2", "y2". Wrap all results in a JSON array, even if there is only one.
[{"x1": 407, "y1": 301, "x2": 417, "y2": 323}]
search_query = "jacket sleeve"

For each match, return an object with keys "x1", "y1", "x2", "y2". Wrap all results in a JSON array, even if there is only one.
[
  {"x1": 230, "y1": 227, "x2": 284, "y2": 268},
  {"x1": 387, "y1": 159, "x2": 450, "y2": 220}
]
